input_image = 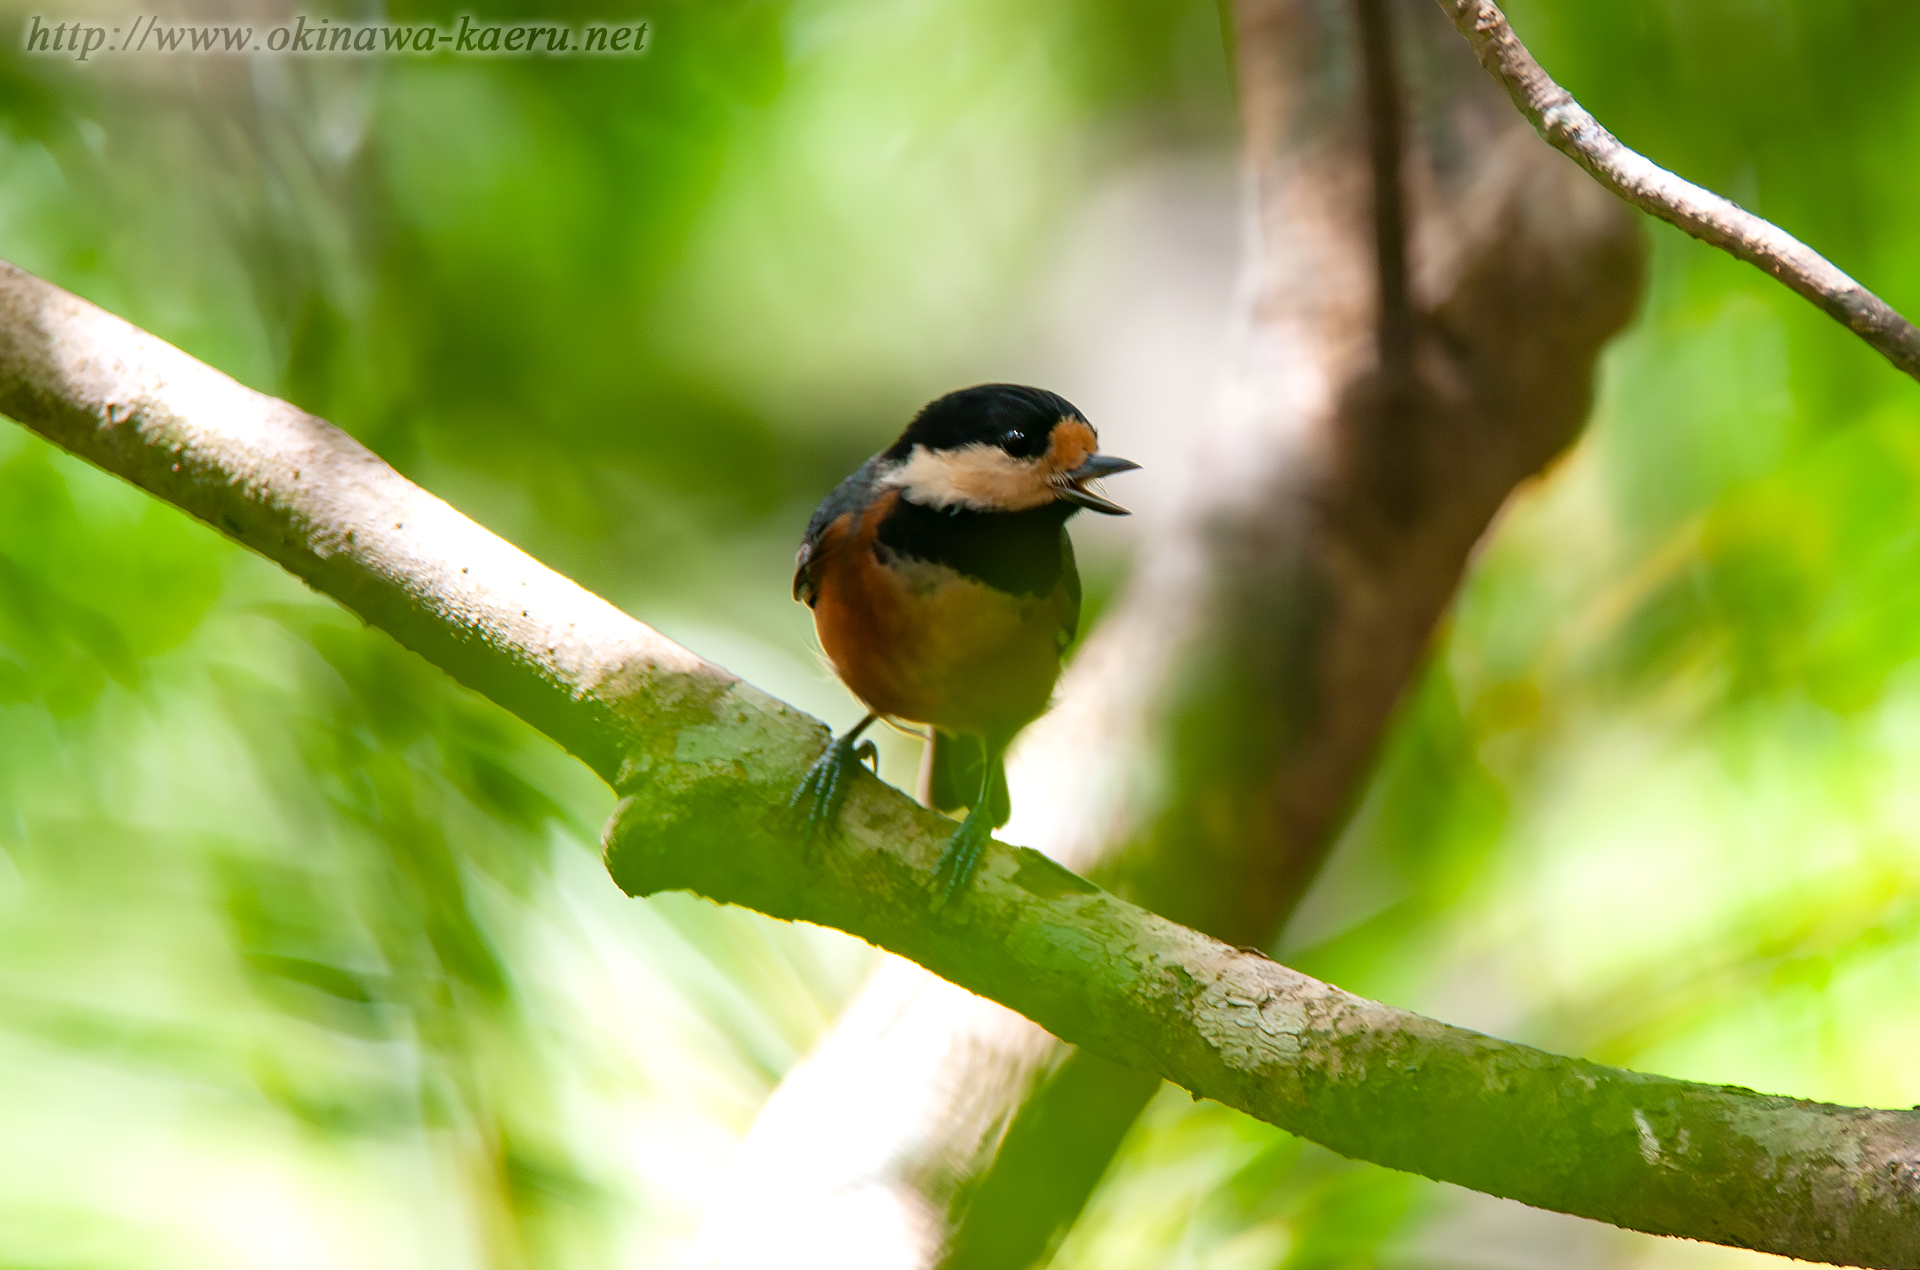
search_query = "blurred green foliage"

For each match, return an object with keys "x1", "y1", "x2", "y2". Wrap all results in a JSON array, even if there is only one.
[
  {"x1": 0, "y1": 0, "x2": 1227, "y2": 1263},
  {"x1": 0, "y1": 0, "x2": 1916, "y2": 1265},
  {"x1": 1059, "y1": 4, "x2": 1920, "y2": 1266}
]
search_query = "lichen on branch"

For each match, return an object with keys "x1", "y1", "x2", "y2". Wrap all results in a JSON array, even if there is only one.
[{"x1": 0, "y1": 258, "x2": 1914, "y2": 1267}]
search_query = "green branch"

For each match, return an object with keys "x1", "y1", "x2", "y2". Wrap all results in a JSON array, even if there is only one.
[
  {"x1": 2, "y1": 259, "x2": 1914, "y2": 1267},
  {"x1": 609, "y1": 770, "x2": 1920, "y2": 1266}
]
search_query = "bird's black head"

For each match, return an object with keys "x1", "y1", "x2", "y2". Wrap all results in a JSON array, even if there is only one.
[{"x1": 879, "y1": 383, "x2": 1141, "y2": 515}]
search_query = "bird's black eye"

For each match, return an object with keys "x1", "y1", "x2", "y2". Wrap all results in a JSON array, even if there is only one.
[{"x1": 1000, "y1": 429, "x2": 1025, "y2": 449}]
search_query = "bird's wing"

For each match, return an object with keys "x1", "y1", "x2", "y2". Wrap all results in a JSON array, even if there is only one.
[
  {"x1": 1056, "y1": 526, "x2": 1082, "y2": 656},
  {"x1": 791, "y1": 540, "x2": 816, "y2": 605},
  {"x1": 794, "y1": 457, "x2": 883, "y2": 606}
]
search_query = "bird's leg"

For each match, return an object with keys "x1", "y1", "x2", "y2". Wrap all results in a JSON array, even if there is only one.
[
  {"x1": 790, "y1": 712, "x2": 879, "y2": 857},
  {"x1": 931, "y1": 738, "x2": 1005, "y2": 906}
]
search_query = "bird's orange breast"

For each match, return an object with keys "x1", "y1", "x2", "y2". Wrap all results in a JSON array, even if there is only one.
[{"x1": 810, "y1": 488, "x2": 1067, "y2": 737}]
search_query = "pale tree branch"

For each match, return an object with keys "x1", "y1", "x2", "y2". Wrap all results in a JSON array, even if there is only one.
[
  {"x1": 1435, "y1": 0, "x2": 1920, "y2": 383},
  {"x1": 2, "y1": 258, "x2": 1917, "y2": 1266},
  {"x1": 0, "y1": 261, "x2": 782, "y2": 787},
  {"x1": 604, "y1": 778, "x2": 1920, "y2": 1270}
]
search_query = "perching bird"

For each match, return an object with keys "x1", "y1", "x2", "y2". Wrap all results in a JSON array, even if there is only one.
[{"x1": 790, "y1": 383, "x2": 1140, "y2": 900}]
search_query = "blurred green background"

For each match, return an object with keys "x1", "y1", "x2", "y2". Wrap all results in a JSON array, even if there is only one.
[{"x1": 0, "y1": 0, "x2": 1915, "y2": 1265}]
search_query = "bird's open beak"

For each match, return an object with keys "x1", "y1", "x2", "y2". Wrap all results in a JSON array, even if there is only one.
[{"x1": 1056, "y1": 453, "x2": 1142, "y2": 515}]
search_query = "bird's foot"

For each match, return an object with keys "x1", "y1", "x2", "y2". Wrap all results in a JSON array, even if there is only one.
[
  {"x1": 931, "y1": 805, "x2": 992, "y2": 908},
  {"x1": 790, "y1": 732, "x2": 878, "y2": 858}
]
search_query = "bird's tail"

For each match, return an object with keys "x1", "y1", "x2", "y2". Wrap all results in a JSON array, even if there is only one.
[{"x1": 921, "y1": 730, "x2": 1010, "y2": 827}]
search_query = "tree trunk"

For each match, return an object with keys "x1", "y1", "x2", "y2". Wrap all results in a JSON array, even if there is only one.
[{"x1": 695, "y1": 1, "x2": 1646, "y2": 1266}]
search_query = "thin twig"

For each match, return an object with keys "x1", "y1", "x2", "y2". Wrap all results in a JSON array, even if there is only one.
[{"x1": 1435, "y1": 0, "x2": 1920, "y2": 383}]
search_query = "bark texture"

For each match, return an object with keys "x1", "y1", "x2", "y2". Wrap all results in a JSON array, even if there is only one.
[
  {"x1": 700, "y1": 2, "x2": 1648, "y2": 1265},
  {"x1": 2, "y1": 255, "x2": 1916, "y2": 1267},
  {"x1": 603, "y1": 764, "x2": 1920, "y2": 1269},
  {"x1": 0, "y1": 258, "x2": 809, "y2": 787},
  {"x1": 1435, "y1": 0, "x2": 1920, "y2": 382}
]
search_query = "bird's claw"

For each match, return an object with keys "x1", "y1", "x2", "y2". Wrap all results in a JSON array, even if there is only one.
[
  {"x1": 790, "y1": 733, "x2": 871, "y2": 858},
  {"x1": 930, "y1": 807, "x2": 992, "y2": 909}
]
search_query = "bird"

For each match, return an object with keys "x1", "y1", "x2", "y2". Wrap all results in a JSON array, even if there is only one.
[{"x1": 790, "y1": 383, "x2": 1140, "y2": 901}]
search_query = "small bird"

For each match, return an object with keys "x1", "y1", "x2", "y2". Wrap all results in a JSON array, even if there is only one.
[{"x1": 791, "y1": 383, "x2": 1140, "y2": 900}]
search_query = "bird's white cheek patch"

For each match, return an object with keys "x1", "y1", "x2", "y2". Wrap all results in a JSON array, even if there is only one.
[{"x1": 883, "y1": 444, "x2": 1055, "y2": 512}]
